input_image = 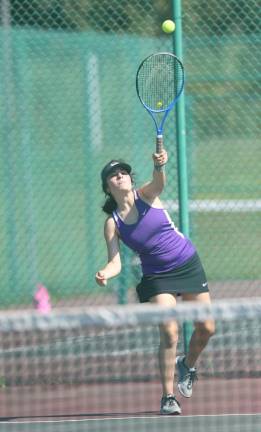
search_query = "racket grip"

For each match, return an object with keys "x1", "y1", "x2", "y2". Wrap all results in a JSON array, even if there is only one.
[
  {"x1": 155, "y1": 135, "x2": 164, "y2": 171},
  {"x1": 156, "y1": 135, "x2": 164, "y2": 153}
]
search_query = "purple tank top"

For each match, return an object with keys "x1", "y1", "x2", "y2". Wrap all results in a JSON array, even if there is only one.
[{"x1": 112, "y1": 190, "x2": 196, "y2": 275}]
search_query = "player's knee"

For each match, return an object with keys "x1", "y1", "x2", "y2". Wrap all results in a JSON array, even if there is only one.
[
  {"x1": 206, "y1": 320, "x2": 215, "y2": 338},
  {"x1": 160, "y1": 323, "x2": 179, "y2": 348},
  {"x1": 196, "y1": 320, "x2": 215, "y2": 341}
]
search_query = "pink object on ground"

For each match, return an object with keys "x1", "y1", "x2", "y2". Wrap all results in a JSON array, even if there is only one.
[{"x1": 33, "y1": 284, "x2": 52, "y2": 314}]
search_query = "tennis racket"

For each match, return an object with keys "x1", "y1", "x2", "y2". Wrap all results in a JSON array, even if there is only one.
[{"x1": 136, "y1": 52, "x2": 184, "y2": 170}]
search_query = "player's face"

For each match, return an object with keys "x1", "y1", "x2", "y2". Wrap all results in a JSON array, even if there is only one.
[{"x1": 106, "y1": 169, "x2": 132, "y2": 194}]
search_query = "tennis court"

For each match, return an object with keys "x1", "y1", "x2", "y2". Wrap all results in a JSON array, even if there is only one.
[
  {"x1": 0, "y1": 1, "x2": 260, "y2": 431},
  {"x1": 0, "y1": 299, "x2": 260, "y2": 431}
]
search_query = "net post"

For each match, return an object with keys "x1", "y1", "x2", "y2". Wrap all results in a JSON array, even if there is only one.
[{"x1": 172, "y1": 0, "x2": 194, "y2": 351}]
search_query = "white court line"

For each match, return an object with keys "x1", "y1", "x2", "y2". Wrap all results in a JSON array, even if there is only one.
[{"x1": 1, "y1": 413, "x2": 260, "y2": 424}]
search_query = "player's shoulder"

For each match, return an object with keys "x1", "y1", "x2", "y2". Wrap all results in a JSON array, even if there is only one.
[
  {"x1": 104, "y1": 215, "x2": 120, "y2": 238},
  {"x1": 104, "y1": 215, "x2": 117, "y2": 232},
  {"x1": 137, "y1": 187, "x2": 163, "y2": 208},
  {"x1": 136, "y1": 186, "x2": 150, "y2": 201},
  {"x1": 104, "y1": 215, "x2": 114, "y2": 227}
]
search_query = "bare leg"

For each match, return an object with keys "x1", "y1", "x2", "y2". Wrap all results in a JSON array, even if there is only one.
[
  {"x1": 158, "y1": 321, "x2": 179, "y2": 395},
  {"x1": 150, "y1": 293, "x2": 178, "y2": 395},
  {"x1": 181, "y1": 292, "x2": 215, "y2": 368}
]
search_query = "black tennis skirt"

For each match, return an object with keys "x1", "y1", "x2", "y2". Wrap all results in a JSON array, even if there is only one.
[{"x1": 136, "y1": 252, "x2": 209, "y2": 303}]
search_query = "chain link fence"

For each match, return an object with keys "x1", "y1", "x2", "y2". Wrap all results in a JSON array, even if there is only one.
[{"x1": 0, "y1": 0, "x2": 260, "y2": 308}]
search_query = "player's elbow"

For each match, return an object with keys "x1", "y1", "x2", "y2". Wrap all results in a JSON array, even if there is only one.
[
  {"x1": 115, "y1": 262, "x2": 122, "y2": 275},
  {"x1": 111, "y1": 258, "x2": 122, "y2": 275}
]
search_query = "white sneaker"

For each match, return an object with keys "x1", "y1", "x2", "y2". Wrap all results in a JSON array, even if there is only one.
[
  {"x1": 176, "y1": 355, "x2": 198, "y2": 398},
  {"x1": 160, "y1": 394, "x2": 181, "y2": 415}
]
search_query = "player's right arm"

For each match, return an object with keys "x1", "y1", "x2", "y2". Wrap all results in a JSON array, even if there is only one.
[
  {"x1": 95, "y1": 217, "x2": 121, "y2": 286},
  {"x1": 138, "y1": 149, "x2": 168, "y2": 201}
]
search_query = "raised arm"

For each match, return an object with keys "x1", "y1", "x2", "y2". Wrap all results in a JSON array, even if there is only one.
[
  {"x1": 139, "y1": 149, "x2": 168, "y2": 201},
  {"x1": 95, "y1": 217, "x2": 121, "y2": 286}
]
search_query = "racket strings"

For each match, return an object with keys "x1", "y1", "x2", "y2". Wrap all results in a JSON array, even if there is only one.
[{"x1": 137, "y1": 54, "x2": 184, "y2": 111}]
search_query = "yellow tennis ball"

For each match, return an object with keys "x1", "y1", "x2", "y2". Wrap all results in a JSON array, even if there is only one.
[
  {"x1": 162, "y1": 19, "x2": 175, "y2": 34},
  {"x1": 156, "y1": 101, "x2": 163, "y2": 108}
]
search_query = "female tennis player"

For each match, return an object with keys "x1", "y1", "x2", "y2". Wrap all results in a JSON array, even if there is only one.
[{"x1": 96, "y1": 151, "x2": 215, "y2": 415}]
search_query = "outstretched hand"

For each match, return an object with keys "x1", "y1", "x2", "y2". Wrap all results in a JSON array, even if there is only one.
[{"x1": 95, "y1": 270, "x2": 108, "y2": 286}]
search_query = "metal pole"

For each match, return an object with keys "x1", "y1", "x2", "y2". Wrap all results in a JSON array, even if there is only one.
[
  {"x1": 172, "y1": 0, "x2": 193, "y2": 353},
  {"x1": 1, "y1": 0, "x2": 20, "y2": 301}
]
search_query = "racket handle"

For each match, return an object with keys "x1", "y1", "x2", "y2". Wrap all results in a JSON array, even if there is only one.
[
  {"x1": 156, "y1": 135, "x2": 164, "y2": 153},
  {"x1": 155, "y1": 135, "x2": 164, "y2": 172}
]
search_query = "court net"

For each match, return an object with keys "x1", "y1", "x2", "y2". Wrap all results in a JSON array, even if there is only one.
[{"x1": 0, "y1": 298, "x2": 260, "y2": 431}]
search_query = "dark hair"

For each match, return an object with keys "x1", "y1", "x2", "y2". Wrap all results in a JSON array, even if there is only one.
[
  {"x1": 101, "y1": 172, "x2": 135, "y2": 215},
  {"x1": 102, "y1": 195, "x2": 118, "y2": 214}
]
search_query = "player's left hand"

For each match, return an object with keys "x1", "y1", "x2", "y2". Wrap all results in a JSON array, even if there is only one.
[{"x1": 95, "y1": 270, "x2": 108, "y2": 286}]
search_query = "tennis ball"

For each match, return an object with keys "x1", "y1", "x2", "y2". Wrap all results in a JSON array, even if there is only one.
[
  {"x1": 162, "y1": 19, "x2": 175, "y2": 34},
  {"x1": 156, "y1": 101, "x2": 163, "y2": 108}
]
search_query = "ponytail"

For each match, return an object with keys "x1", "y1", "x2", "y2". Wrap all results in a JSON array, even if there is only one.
[{"x1": 102, "y1": 195, "x2": 117, "y2": 215}]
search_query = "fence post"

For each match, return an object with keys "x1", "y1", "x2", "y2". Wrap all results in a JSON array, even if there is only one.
[{"x1": 172, "y1": 0, "x2": 193, "y2": 353}]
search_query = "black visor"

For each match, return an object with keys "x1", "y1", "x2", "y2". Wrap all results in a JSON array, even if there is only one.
[{"x1": 101, "y1": 160, "x2": 132, "y2": 185}]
